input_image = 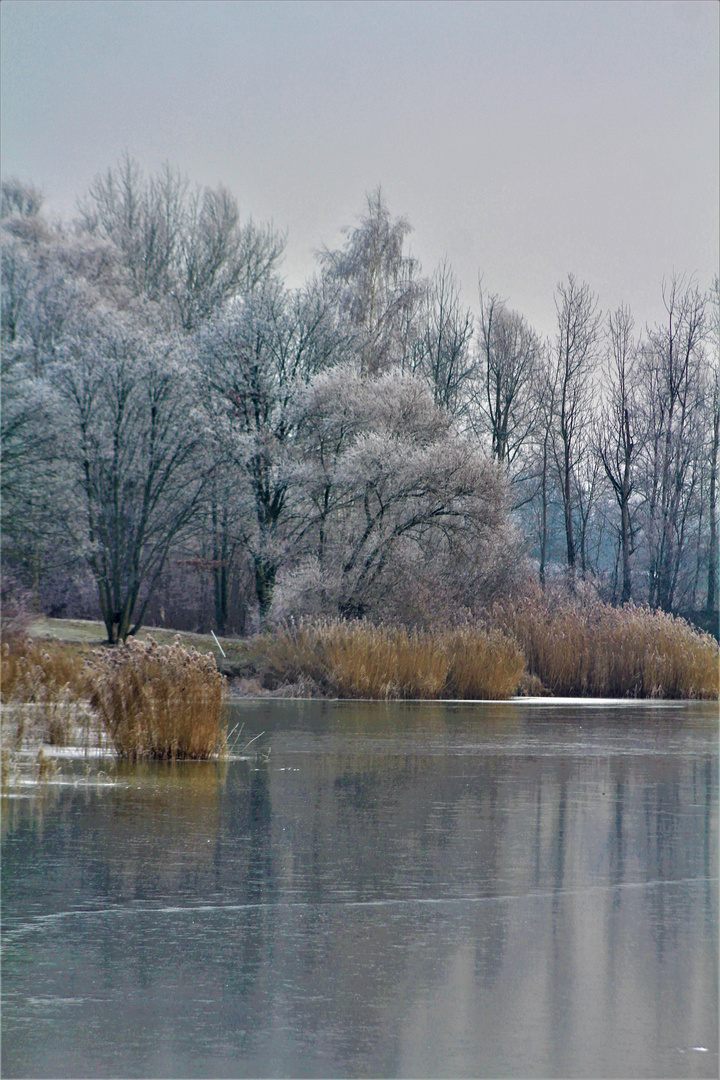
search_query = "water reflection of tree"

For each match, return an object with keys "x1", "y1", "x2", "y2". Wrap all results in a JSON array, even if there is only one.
[
  {"x1": 4, "y1": 709, "x2": 717, "y2": 1078},
  {"x1": 213, "y1": 761, "x2": 275, "y2": 1048}
]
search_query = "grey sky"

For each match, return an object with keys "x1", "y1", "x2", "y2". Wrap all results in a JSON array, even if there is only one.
[{"x1": 2, "y1": 0, "x2": 717, "y2": 338}]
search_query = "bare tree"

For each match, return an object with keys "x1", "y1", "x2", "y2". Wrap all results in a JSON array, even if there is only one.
[
  {"x1": 528, "y1": 346, "x2": 558, "y2": 587},
  {"x1": 639, "y1": 276, "x2": 706, "y2": 611},
  {"x1": 1, "y1": 195, "x2": 84, "y2": 597},
  {"x1": 174, "y1": 185, "x2": 284, "y2": 331},
  {"x1": 195, "y1": 279, "x2": 340, "y2": 618},
  {"x1": 596, "y1": 305, "x2": 641, "y2": 602},
  {"x1": 573, "y1": 435, "x2": 607, "y2": 578},
  {"x1": 2, "y1": 177, "x2": 43, "y2": 219},
  {"x1": 411, "y1": 259, "x2": 474, "y2": 413},
  {"x1": 551, "y1": 275, "x2": 602, "y2": 573},
  {"x1": 53, "y1": 315, "x2": 205, "y2": 642},
  {"x1": 78, "y1": 155, "x2": 184, "y2": 303},
  {"x1": 78, "y1": 155, "x2": 284, "y2": 331},
  {"x1": 472, "y1": 286, "x2": 542, "y2": 469}
]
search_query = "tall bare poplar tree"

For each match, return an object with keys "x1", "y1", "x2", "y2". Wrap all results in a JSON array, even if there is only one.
[
  {"x1": 475, "y1": 286, "x2": 541, "y2": 468},
  {"x1": 640, "y1": 276, "x2": 706, "y2": 611},
  {"x1": 411, "y1": 260, "x2": 474, "y2": 414},
  {"x1": 552, "y1": 275, "x2": 602, "y2": 572},
  {"x1": 596, "y1": 305, "x2": 640, "y2": 602}
]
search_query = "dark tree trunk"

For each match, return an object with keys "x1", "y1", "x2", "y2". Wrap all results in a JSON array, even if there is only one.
[{"x1": 707, "y1": 402, "x2": 718, "y2": 614}]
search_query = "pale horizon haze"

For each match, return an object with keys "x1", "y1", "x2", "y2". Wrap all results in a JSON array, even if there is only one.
[{"x1": 2, "y1": 0, "x2": 718, "y2": 340}]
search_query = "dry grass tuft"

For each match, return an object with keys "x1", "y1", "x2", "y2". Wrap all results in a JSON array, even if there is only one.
[
  {"x1": 89, "y1": 637, "x2": 226, "y2": 760},
  {"x1": 495, "y1": 595, "x2": 719, "y2": 699},
  {"x1": 258, "y1": 620, "x2": 525, "y2": 700}
]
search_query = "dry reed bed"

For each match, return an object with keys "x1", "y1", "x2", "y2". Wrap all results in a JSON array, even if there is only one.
[
  {"x1": 495, "y1": 598, "x2": 719, "y2": 699},
  {"x1": 259, "y1": 620, "x2": 526, "y2": 700},
  {"x1": 2, "y1": 634, "x2": 226, "y2": 760},
  {"x1": 2, "y1": 599, "x2": 716, "y2": 770},
  {"x1": 1, "y1": 633, "x2": 90, "y2": 703},
  {"x1": 1, "y1": 633, "x2": 94, "y2": 747},
  {"x1": 89, "y1": 638, "x2": 225, "y2": 760}
]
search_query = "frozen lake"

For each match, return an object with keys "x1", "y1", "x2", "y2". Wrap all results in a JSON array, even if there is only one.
[{"x1": 2, "y1": 699, "x2": 718, "y2": 1078}]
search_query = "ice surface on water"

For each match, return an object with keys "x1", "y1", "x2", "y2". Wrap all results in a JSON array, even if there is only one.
[{"x1": 2, "y1": 700, "x2": 717, "y2": 1079}]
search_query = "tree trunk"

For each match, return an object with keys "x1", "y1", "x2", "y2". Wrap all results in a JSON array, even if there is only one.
[
  {"x1": 539, "y1": 428, "x2": 550, "y2": 588},
  {"x1": 254, "y1": 557, "x2": 277, "y2": 619},
  {"x1": 620, "y1": 489, "x2": 632, "y2": 604},
  {"x1": 563, "y1": 443, "x2": 576, "y2": 570},
  {"x1": 707, "y1": 403, "x2": 718, "y2": 614},
  {"x1": 212, "y1": 501, "x2": 229, "y2": 636}
]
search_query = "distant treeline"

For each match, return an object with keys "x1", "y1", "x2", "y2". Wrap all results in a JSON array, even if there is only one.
[{"x1": 1, "y1": 158, "x2": 717, "y2": 641}]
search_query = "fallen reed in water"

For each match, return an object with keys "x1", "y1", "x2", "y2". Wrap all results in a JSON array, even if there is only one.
[
  {"x1": 495, "y1": 595, "x2": 719, "y2": 699},
  {"x1": 89, "y1": 637, "x2": 226, "y2": 760},
  {"x1": 259, "y1": 620, "x2": 526, "y2": 700}
]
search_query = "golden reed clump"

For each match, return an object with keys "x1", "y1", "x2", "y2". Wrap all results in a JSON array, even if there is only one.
[
  {"x1": 89, "y1": 637, "x2": 226, "y2": 760},
  {"x1": 260, "y1": 620, "x2": 526, "y2": 700},
  {"x1": 494, "y1": 594, "x2": 719, "y2": 699}
]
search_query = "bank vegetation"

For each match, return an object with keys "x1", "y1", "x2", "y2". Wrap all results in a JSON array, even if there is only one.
[{"x1": 1, "y1": 596, "x2": 717, "y2": 771}]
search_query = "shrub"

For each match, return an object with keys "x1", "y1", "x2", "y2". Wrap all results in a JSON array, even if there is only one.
[{"x1": 89, "y1": 637, "x2": 226, "y2": 760}]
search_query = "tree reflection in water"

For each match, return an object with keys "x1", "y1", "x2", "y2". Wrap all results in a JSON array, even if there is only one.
[{"x1": 2, "y1": 700, "x2": 717, "y2": 1079}]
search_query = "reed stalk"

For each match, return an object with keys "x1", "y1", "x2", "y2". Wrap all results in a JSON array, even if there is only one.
[{"x1": 1, "y1": 633, "x2": 93, "y2": 746}]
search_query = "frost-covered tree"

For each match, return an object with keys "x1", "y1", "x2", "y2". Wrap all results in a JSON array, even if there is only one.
[
  {"x1": 78, "y1": 155, "x2": 284, "y2": 331},
  {"x1": 637, "y1": 277, "x2": 707, "y2": 611},
  {"x1": 275, "y1": 370, "x2": 517, "y2": 623},
  {"x1": 1, "y1": 185, "x2": 72, "y2": 595},
  {"x1": 195, "y1": 279, "x2": 342, "y2": 618},
  {"x1": 1, "y1": 185, "x2": 207, "y2": 637},
  {"x1": 52, "y1": 313, "x2": 205, "y2": 642},
  {"x1": 319, "y1": 189, "x2": 425, "y2": 374}
]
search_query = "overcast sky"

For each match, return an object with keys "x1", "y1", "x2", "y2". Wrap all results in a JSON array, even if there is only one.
[{"x1": 2, "y1": 0, "x2": 718, "y2": 338}]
